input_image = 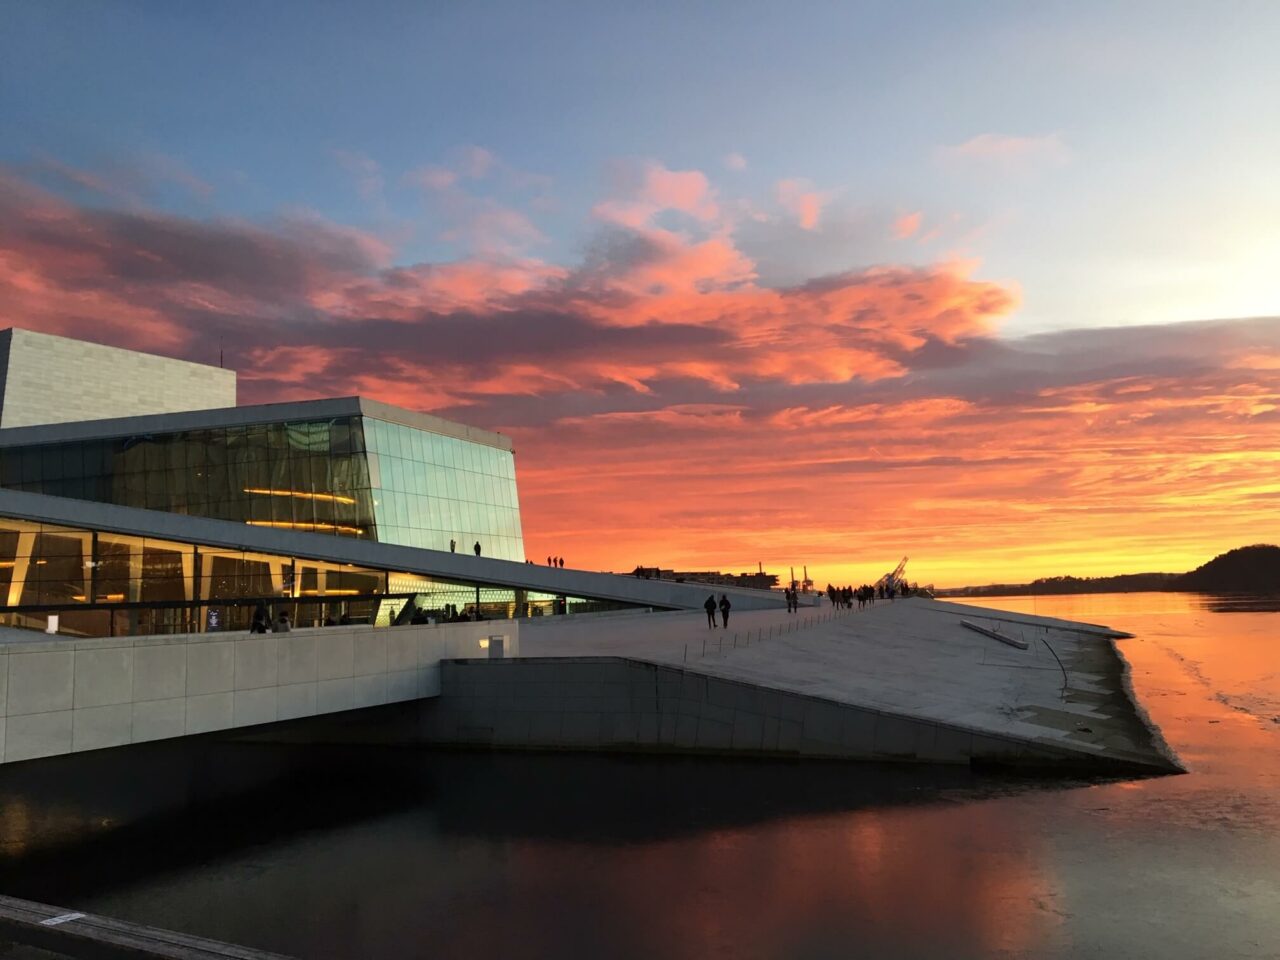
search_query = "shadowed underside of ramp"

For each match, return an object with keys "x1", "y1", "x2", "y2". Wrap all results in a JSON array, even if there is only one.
[{"x1": 419, "y1": 656, "x2": 1178, "y2": 775}]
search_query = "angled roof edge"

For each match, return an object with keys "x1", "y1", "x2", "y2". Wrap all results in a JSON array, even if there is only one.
[
  {"x1": 0, "y1": 395, "x2": 512, "y2": 452},
  {"x1": 0, "y1": 326, "x2": 232, "y2": 376},
  {"x1": 0, "y1": 490, "x2": 782, "y2": 610}
]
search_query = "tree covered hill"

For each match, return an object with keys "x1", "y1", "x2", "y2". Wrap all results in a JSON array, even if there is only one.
[
  {"x1": 1177, "y1": 544, "x2": 1280, "y2": 594},
  {"x1": 940, "y1": 544, "x2": 1280, "y2": 596}
]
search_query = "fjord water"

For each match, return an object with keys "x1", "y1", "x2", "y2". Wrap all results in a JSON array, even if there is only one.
[{"x1": 0, "y1": 593, "x2": 1276, "y2": 959}]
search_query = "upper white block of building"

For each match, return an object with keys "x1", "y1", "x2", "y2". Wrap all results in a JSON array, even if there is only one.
[{"x1": 0, "y1": 327, "x2": 236, "y2": 428}]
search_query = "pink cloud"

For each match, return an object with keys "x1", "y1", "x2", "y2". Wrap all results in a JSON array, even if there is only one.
[
  {"x1": 894, "y1": 211, "x2": 922, "y2": 239},
  {"x1": 776, "y1": 179, "x2": 824, "y2": 230},
  {"x1": 643, "y1": 166, "x2": 718, "y2": 220},
  {"x1": 594, "y1": 162, "x2": 720, "y2": 227},
  {"x1": 405, "y1": 166, "x2": 459, "y2": 191},
  {"x1": 938, "y1": 133, "x2": 1069, "y2": 172},
  {"x1": 723, "y1": 152, "x2": 748, "y2": 171}
]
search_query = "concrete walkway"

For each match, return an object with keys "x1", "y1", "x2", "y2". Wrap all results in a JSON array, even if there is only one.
[{"x1": 520, "y1": 597, "x2": 1178, "y2": 771}]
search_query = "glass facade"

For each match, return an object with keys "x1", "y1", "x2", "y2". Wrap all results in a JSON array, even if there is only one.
[
  {"x1": 0, "y1": 515, "x2": 628, "y2": 638},
  {"x1": 0, "y1": 413, "x2": 525, "y2": 561},
  {"x1": 0, "y1": 416, "x2": 376, "y2": 536},
  {"x1": 364, "y1": 417, "x2": 523, "y2": 560}
]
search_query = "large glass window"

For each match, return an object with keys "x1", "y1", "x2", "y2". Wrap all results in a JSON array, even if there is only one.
[
  {"x1": 0, "y1": 413, "x2": 525, "y2": 561},
  {"x1": 360, "y1": 418, "x2": 525, "y2": 561},
  {"x1": 0, "y1": 416, "x2": 379, "y2": 541},
  {"x1": 0, "y1": 516, "x2": 392, "y2": 636}
]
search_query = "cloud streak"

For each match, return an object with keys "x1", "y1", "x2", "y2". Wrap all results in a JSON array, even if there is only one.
[{"x1": 938, "y1": 133, "x2": 1070, "y2": 174}]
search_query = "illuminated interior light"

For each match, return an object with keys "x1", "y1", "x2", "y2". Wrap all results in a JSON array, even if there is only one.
[
  {"x1": 242, "y1": 488, "x2": 357, "y2": 505},
  {"x1": 95, "y1": 593, "x2": 126, "y2": 602},
  {"x1": 245, "y1": 521, "x2": 366, "y2": 535},
  {"x1": 298, "y1": 588, "x2": 361, "y2": 596}
]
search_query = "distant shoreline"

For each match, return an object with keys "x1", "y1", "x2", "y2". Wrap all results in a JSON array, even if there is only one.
[
  {"x1": 938, "y1": 585, "x2": 1278, "y2": 599},
  {"x1": 936, "y1": 544, "x2": 1279, "y2": 598}
]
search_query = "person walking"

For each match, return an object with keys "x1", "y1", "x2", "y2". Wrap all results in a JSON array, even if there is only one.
[
  {"x1": 474, "y1": 541, "x2": 481, "y2": 556},
  {"x1": 449, "y1": 539, "x2": 456, "y2": 553},
  {"x1": 719, "y1": 594, "x2": 732, "y2": 628},
  {"x1": 704, "y1": 594, "x2": 717, "y2": 628},
  {"x1": 558, "y1": 557, "x2": 564, "y2": 568}
]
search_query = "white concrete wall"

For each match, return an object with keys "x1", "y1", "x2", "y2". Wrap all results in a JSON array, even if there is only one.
[
  {"x1": 0, "y1": 620, "x2": 516, "y2": 764},
  {"x1": 422, "y1": 656, "x2": 1124, "y2": 769},
  {"x1": 0, "y1": 328, "x2": 236, "y2": 427}
]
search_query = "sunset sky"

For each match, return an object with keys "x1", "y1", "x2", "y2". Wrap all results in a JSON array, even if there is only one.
[{"x1": 2, "y1": 2, "x2": 1278, "y2": 587}]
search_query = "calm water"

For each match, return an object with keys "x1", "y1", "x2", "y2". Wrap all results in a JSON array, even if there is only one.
[{"x1": 0, "y1": 593, "x2": 1276, "y2": 959}]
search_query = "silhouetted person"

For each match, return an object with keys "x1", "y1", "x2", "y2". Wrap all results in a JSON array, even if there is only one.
[
  {"x1": 474, "y1": 541, "x2": 481, "y2": 556},
  {"x1": 272, "y1": 610, "x2": 292, "y2": 633},
  {"x1": 450, "y1": 539, "x2": 456, "y2": 553},
  {"x1": 250, "y1": 601, "x2": 269, "y2": 634},
  {"x1": 704, "y1": 594, "x2": 717, "y2": 628},
  {"x1": 548, "y1": 556, "x2": 553, "y2": 566},
  {"x1": 719, "y1": 594, "x2": 731, "y2": 628},
  {"x1": 558, "y1": 557, "x2": 564, "y2": 568}
]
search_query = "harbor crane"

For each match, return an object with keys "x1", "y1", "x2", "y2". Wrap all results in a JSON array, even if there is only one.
[{"x1": 875, "y1": 556, "x2": 909, "y2": 590}]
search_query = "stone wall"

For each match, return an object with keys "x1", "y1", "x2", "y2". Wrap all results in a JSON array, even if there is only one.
[{"x1": 0, "y1": 620, "x2": 516, "y2": 763}]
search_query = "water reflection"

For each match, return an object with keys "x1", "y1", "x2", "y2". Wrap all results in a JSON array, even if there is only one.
[
  {"x1": 1194, "y1": 594, "x2": 1280, "y2": 613},
  {"x1": 0, "y1": 746, "x2": 1089, "y2": 960},
  {"x1": 0, "y1": 593, "x2": 1274, "y2": 959}
]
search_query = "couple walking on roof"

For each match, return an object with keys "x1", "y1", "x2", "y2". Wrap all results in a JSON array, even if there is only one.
[{"x1": 704, "y1": 593, "x2": 732, "y2": 628}]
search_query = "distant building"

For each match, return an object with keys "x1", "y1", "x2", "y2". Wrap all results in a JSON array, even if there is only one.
[
  {"x1": 673, "y1": 570, "x2": 780, "y2": 590},
  {"x1": 629, "y1": 565, "x2": 781, "y2": 590}
]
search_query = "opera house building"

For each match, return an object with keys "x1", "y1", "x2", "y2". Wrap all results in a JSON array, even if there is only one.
[{"x1": 0, "y1": 328, "x2": 765, "y2": 639}]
